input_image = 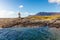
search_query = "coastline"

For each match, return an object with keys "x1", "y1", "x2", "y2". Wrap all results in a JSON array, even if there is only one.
[{"x1": 0, "y1": 18, "x2": 59, "y2": 28}]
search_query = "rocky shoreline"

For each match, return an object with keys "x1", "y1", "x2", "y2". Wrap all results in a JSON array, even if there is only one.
[
  {"x1": 48, "y1": 19, "x2": 60, "y2": 28},
  {"x1": 0, "y1": 18, "x2": 60, "y2": 28}
]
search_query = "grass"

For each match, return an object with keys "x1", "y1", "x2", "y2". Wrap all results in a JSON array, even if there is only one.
[{"x1": 27, "y1": 15, "x2": 60, "y2": 21}]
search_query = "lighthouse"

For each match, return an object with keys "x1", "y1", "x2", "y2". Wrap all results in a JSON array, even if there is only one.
[{"x1": 18, "y1": 12, "x2": 21, "y2": 18}]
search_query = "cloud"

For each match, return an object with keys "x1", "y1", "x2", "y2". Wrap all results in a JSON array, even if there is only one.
[
  {"x1": 21, "y1": 12, "x2": 34, "y2": 17},
  {"x1": 0, "y1": 10, "x2": 18, "y2": 18},
  {"x1": 19, "y1": 5, "x2": 24, "y2": 8},
  {"x1": 0, "y1": 10, "x2": 34, "y2": 18},
  {"x1": 48, "y1": 0, "x2": 60, "y2": 4}
]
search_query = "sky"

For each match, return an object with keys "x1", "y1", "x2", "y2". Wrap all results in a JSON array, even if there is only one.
[{"x1": 0, "y1": 0, "x2": 60, "y2": 18}]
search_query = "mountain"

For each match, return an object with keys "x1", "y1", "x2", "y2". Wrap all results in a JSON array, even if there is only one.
[{"x1": 36, "y1": 12, "x2": 60, "y2": 16}]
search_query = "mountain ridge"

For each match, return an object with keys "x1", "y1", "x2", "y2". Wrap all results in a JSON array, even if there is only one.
[{"x1": 36, "y1": 12, "x2": 60, "y2": 16}]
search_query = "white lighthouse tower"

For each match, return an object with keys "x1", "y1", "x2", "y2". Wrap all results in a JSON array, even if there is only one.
[
  {"x1": 18, "y1": 5, "x2": 23, "y2": 18},
  {"x1": 18, "y1": 12, "x2": 21, "y2": 18}
]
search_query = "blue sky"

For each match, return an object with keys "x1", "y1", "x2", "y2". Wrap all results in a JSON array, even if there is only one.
[{"x1": 0, "y1": 0, "x2": 60, "y2": 18}]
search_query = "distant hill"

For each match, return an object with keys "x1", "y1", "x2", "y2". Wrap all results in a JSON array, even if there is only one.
[
  {"x1": 36, "y1": 12, "x2": 60, "y2": 16},
  {"x1": 27, "y1": 12, "x2": 60, "y2": 21}
]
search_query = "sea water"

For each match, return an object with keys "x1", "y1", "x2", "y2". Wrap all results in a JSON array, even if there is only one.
[{"x1": 0, "y1": 26, "x2": 55, "y2": 40}]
